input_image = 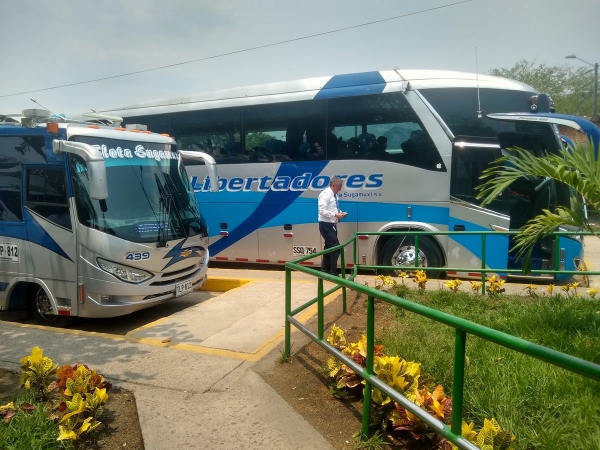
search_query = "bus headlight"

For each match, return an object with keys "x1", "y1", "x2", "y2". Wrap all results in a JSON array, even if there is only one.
[{"x1": 97, "y1": 258, "x2": 153, "y2": 283}]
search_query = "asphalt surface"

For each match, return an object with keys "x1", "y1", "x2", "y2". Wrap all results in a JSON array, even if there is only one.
[{"x1": 1, "y1": 237, "x2": 599, "y2": 449}]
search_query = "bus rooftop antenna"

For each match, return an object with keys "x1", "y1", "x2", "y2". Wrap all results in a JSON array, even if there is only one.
[
  {"x1": 475, "y1": 47, "x2": 483, "y2": 119},
  {"x1": 30, "y1": 98, "x2": 67, "y2": 122}
]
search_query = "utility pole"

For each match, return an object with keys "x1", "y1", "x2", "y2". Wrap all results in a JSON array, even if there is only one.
[{"x1": 566, "y1": 54, "x2": 598, "y2": 120}]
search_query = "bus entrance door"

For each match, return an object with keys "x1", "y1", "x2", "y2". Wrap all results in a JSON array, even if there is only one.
[
  {"x1": 449, "y1": 136, "x2": 510, "y2": 279},
  {"x1": 447, "y1": 202, "x2": 510, "y2": 280}
]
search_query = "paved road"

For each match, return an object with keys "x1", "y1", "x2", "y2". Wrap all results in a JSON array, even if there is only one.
[{"x1": 1, "y1": 237, "x2": 599, "y2": 449}]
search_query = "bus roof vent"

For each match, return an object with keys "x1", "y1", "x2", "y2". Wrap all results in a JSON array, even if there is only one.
[
  {"x1": 21, "y1": 109, "x2": 51, "y2": 128},
  {"x1": 125, "y1": 124, "x2": 148, "y2": 131},
  {"x1": 0, "y1": 114, "x2": 21, "y2": 126}
]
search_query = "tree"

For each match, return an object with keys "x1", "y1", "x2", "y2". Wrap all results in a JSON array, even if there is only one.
[
  {"x1": 489, "y1": 60, "x2": 596, "y2": 117},
  {"x1": 476, "y1": 139, "x2": 599, "y2": 271}
]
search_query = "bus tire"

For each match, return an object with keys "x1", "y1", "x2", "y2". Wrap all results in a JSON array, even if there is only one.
[
  {"x1": 380, "y1": 235, "x2": 444, "y2": 279},
  {"x1": 28, "y1": 286, "x2": 75, "y2": 327}
]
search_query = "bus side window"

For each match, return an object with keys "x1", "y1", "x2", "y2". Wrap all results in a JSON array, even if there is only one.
[
  {"x1": 25, "y1": 167, "x2": 72, "y2": 229},
  {"x1": 0, "y1": 135, "x2": 45, "y2": 222},
  {"x1": 326, "y1": 92, "x2": 445, "y2": 170}
]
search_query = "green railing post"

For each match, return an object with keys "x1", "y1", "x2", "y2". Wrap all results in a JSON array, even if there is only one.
[
  {"x1": 362, "y1": 295, "x2": 375, "y2": 441},
  {"x1": 451, "y1": 329, "x2": 467, "y2": 435},
  {"x1": 481, "y1": 234, "x2": 487, "y2": 295},
  {"x1": 554, "y1": 235, "x2": 560, "y2": 273},
  {"x1": 318, "y1": 277, "x2": 324, "y2": 340},
  {"x1": 285, "y1": 267, "x2": 292, "y2": 356},
  {"x1": 341, "y1": 246, "x2": 347, "y2": 313},
  {"x1": 414, "y1": 234, "x2": 419, "y2": 268},
  {"x1": 353, "y1": 234, "x2": 357, "y2": 268}
]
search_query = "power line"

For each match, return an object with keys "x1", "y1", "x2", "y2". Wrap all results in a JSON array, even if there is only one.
[{"x1": 0, "y1": 0, "x2": 473, "y2": 98}]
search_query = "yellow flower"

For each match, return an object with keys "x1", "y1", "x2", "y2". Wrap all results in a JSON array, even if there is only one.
[
  {"x1": 469, "y1": 281, "x2": 482, "y2": 294},
  {"x1": 587, "y1": 288, "x2": 598, "y2": 299}
]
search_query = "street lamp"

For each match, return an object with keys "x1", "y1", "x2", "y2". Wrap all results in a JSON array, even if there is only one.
[{"x1": 566, "y1": 54, "x2": 598, "y2": 120}]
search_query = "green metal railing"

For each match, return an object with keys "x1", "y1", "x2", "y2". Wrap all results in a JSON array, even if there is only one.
[{"x1": 284, "y1": 230, "x2": 600, "y2": 449}]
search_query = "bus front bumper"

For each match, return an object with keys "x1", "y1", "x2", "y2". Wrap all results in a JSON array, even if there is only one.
[{"x1": 76, "y1": 264, "x2": 208, "y2": 318}]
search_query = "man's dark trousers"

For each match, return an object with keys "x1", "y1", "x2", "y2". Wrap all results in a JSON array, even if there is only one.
[{"x1": 319, "y1": 221, "x2": 340, "y2": 275}]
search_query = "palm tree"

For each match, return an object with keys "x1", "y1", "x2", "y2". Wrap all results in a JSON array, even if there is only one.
[{"x1": 476, "y1": 139, "x2": 599, "y2": 272}]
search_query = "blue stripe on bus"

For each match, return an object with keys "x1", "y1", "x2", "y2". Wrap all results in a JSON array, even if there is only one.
[
  {"x1": 1, "y1": 211, "x2": 72, "y2": 262},
  {"x1": 206, "y1": 196, "x2": 510, "y2": 270},
  {"x1": 313, "y1": 72, "x2": 386, "y2": 99},
  {"x1": 208, "y1": 160, "x2": 329, "y2": 255},
  {"x1": 0, "y1": 282, "x2": 8, "y2": 292},
  {"x1": 448, "y1": 217, "x2": 508, "y2": 270}
]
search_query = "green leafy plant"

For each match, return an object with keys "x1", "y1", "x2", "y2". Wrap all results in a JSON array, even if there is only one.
[
  {"x1": 19, "y1": 346, "x2": 58, "y2": 399},
  {"x1": 477, "y1": 139, "x2": 600, "y2": 272},
  {"x1": 375, "y1": 275, "x2": 398, "y2": 292},
  {"x1": 413, "y1": 270, "x2": 428, "y2": 291},
  {"x1": 449, "y1": 418, "x2": 515, "y2": 450},
  {"x1": 325, "y1": 325, "x2": 516, "y2": 449},
  {"x1": 9, "y1": 347, "x2": 111, "y2": 444},
  {"x1": 352, "y1": 429, "x2": 391, "y2": 449},
  {"x1": 470, "y1": 281, "x2": 483, "y2": 294},
  {"x1": 277, "y1": 343, "x2": 294, "y2": 363},
  {"x1": 57, "y1": 388, "x2": 108, "y2": 441},
  {"x1": 486, "y1": 275, "x2": 506, "y2": 296},
  {"x1": 561, "y1": 281, "x2": 580, "y2": 296},
  {"x1": 523, "y1": 284, "x2": 538, "y2": 297},
  {"x1": 444, "y1": 279, "x2": 462, "y2": 293}
]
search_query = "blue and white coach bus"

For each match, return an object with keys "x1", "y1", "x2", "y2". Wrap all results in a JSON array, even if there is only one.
[
  {"x1": 101, "y1": 69, "x2": 597, "y2": 280},
  {"x1": 0, "y1": 109, "x2": 217, "y2": 326}
]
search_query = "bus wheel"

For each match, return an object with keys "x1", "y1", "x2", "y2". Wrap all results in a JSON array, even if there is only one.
[
  {"x1": 381, "y1": 235, "x2": 444, "y2": 279},
  {"x1": 29, "y1": 286, "x2": 74, "y2": 327}
]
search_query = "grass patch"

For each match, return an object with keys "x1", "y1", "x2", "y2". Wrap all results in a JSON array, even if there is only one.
[
  {"x1": 378, "y1": 289, "x2": 600, "y2": 449},
  {"x1": 0, "y1": 389, "x2": 75, "y2": 450}
]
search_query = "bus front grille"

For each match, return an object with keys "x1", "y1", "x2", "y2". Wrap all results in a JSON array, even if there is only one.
[{"x1": 150, "y1": 267, "x2": 202, "y2": 286}]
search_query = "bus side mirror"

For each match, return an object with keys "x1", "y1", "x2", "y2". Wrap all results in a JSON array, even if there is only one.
[
  {"x1": 52, "y1": 140, "x2": 108, "y2": 200},
  {"x1": 179, "y1": 150, "x2": 219, "y2": 193}
]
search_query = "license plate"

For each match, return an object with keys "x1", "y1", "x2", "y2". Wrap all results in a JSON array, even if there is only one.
[
  {"x1": 293, "y1": 246, "x2": 317, "y2": 257},
  {"x1": 175, "y1": 280, "x2": 193, "y2": 297},
  {"x1": 0, "y1": 243, "x2": 19, "y2": 262}
]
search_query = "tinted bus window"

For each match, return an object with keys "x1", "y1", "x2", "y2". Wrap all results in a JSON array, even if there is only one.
[
  {"x1": 173, "y1": 107, "x2": 243, "y2": 165},
  {"x1": 419, "y1": 88, "x2": 537, "y2": 137},
  {"x1": 243, "y1": 100, "x2": 326, "y2": 162},
  {"x1": 25, "y1": 166, "x2": 71, "y2": 228},
  {"x1": 0, "y1": 135, "x2": 46, "y2": 222},
  {"x1": 328, "y1": 92, "x2": 445, "y2": 171}
]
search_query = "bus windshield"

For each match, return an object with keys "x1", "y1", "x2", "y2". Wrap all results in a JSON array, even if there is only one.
[
  {"x1": 69, "y1": 136, "x2": 207, "y2": 243},
  {"x1": 418, "y1": 87, "x2": 538, "y2": 137}
]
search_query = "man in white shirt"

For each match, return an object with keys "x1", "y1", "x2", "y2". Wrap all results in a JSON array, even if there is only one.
[{"x1": 318, "y1": 176, "x2": 347, "y2": 276}]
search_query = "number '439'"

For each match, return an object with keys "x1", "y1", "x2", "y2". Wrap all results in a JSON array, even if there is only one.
[{"x1": 125, "y1": 252, "x2": 150, "y2": 261}]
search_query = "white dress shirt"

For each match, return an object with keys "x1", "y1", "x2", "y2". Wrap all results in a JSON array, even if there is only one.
[{"x1": 318, "y1": 187, "x2": 340, "y2": 223}]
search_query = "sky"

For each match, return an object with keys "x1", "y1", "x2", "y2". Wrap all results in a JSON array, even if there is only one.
[{"x1": 1, "y1": 0, "x2": 598, "y2": 116}]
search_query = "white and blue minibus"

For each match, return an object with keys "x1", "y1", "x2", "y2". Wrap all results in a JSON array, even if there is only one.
[{"x1": 0, "y1": 110, "x2": 217, "y2": 325}]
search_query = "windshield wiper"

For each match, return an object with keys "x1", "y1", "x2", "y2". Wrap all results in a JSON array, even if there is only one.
[
  {"x1": 155, "y1": 173, "x2": 189, "y2": 246},
  {"x1": 155, "y1": 174, "x2": 172, "y2": 248},
  {"x1": 163, "y1": 173, "x2": 202, "y2": 235}
]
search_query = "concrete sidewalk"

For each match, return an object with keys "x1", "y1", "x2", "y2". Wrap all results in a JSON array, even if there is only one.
[{"x1": 0, "y1": 268, "x2": 340, "y2": 450}]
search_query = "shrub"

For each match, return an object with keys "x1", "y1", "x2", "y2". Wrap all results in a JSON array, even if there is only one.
[{"x1": 325, "y1": 326, "x2": 515, "y2": 449}]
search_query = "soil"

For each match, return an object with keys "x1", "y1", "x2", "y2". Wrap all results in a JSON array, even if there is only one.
[
  {"x1": 0, "y1": 369, "x2": 144, "y2": 450},
  {"x1": 257, "y1": 288, "x2": 410, "y2": 450}
]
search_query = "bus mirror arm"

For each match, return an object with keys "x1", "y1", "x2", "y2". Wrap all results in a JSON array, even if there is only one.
[
  {"x1": 534, "y1": 176, "x2": 552, "y2": 193},
  {"x1": 179, "y1": 150, "x2": 219, "y2": 193},
  {"x1": 52, "y1": 140, "x2": 108, "y2": 200}
]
